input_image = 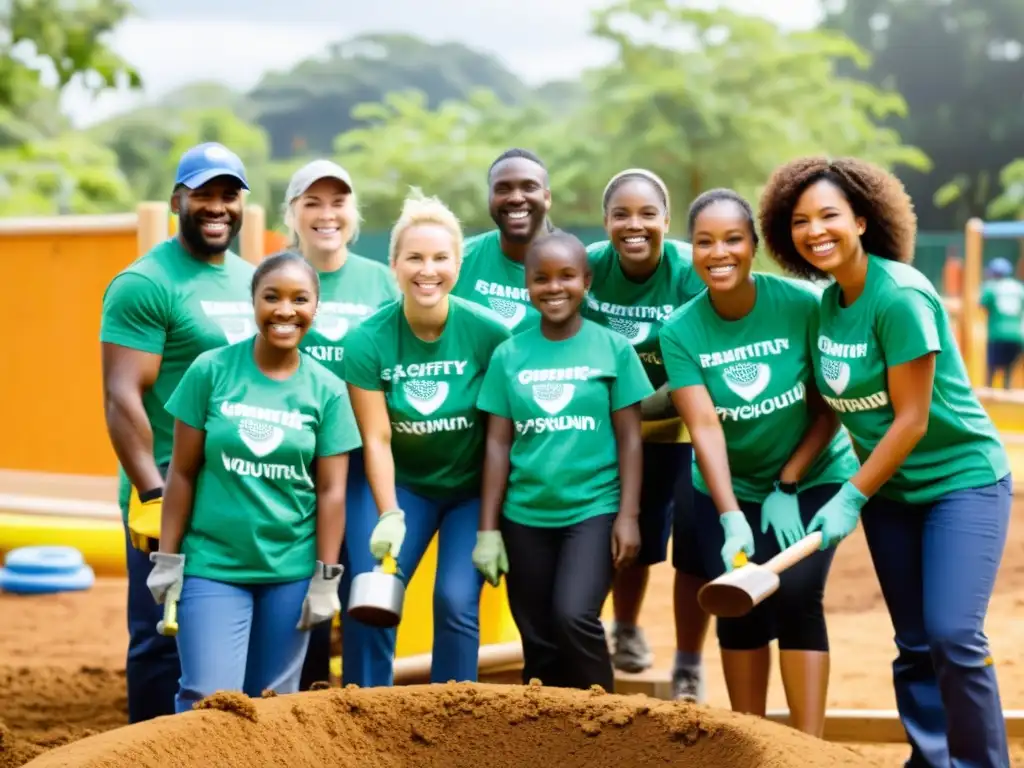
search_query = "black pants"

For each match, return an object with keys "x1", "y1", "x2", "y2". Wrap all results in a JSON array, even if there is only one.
[
  {"x1": 501, "y1": 513, "x2": 616, "y2": 691},
  {"x1": 693, "y1": 483, "x2": 838, "y2": 652},
  {"x1": 986, "y1": 340, "x2": 1021, "y2": 388}
]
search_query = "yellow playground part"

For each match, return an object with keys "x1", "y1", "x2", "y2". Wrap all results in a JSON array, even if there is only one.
[{"x1": 0, "y1": 491, "x2": 519, "y2": 660}]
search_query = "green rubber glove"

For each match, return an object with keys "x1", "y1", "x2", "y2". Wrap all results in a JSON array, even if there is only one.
[
  {"x1": 760, "y1": 488, "x2": 807, "y2": 551},
  {"x1": 719, "y1": 510, "x2": 755, "y2": 573},
  {"x1": 369, "y1": 508, "x2": 407, "y2": 560},
  {"x1": 806, "y1": 482, "x2": 868, "y2": 550},
  {"x1": 471, "y1": 530, "x2": 509, "y2": 587}
]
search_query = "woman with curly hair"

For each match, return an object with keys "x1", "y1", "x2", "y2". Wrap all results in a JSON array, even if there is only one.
[{"x1": 759, "y1": 155, "x2": 1011, "y2": 768}]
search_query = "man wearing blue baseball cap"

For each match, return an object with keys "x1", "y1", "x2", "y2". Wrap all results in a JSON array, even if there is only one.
[
  {"x1": 99, "y1": 142, "x2": 258, "y2": 722},
  {"x1": 981, "y1": 256, "x2": 1024, "y2": 388}
]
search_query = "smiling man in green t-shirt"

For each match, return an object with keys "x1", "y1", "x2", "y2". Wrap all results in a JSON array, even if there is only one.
[
  {"x1": 452, "y1": 148, "x2": 552, "y2": 334},
  {"x1": 99, "y1": 142, "x2": 256, "y2": 723}
]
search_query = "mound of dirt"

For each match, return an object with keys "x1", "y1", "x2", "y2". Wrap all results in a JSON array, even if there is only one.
[
  {"x1": 19, "y1": 682, "x2": 883, "y2": 768},
  {"x1": 0, "y1": 665, "x2": 127, "y2": 768}
]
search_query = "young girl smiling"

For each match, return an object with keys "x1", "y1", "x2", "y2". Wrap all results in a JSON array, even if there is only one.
[{"x1": 474, "y1": 230, "x2": 653, "y2": 691}]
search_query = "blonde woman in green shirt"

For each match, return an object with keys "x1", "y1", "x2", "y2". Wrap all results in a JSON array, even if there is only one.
[
  {"x1": 145, "y1": 251, "x2": 362, "y2": 711},
  {"x1": 342, "y1": 191, "x2": 511, "y2": 687}
]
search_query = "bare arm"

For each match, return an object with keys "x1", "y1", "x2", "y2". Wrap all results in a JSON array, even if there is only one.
[
  {"x1": 671, "y1": 385, "x2": 741, "y2": 514},
  {"x1": 158, "y1": 420, "x2": 205, "y2": 554},
  {"x1": 848, "y1": 354, "x2": 935, "y2": 497},
  {"x1": 611, "y1": 403, "x2": 643, "y2": 519},
  {"x1": 778, "y1": 380, "x2": 842, "y2": 484},
  {"x1": 314, "y1": 454, "x2": 349, "y2": 564},
  {"x1": 479, "y1": 414, "x2": 514, "y2": 532},
  {"x1": 102, "y1": 343, "x2": 164, "y2": 494},
  {"x1": 347, "y1": 384, "x2": 399, "y2": 515}
]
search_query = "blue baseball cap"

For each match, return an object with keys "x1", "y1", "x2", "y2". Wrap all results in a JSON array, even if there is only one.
[
  {"x1": 174, "y1": 142, "x2": 249, "y2": 191},
  {"x1": 987, "y1": 257, "x2": 1014, "y2": 278}
]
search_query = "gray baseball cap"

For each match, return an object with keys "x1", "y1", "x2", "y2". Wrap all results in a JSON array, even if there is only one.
[{"x1": 285, "y1": 159, "x2": 354, "y2": 202}]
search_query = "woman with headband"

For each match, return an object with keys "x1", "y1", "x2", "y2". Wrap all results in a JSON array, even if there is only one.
[{"x1": 583, "y1": 169, "x2": 710, "y2": 702}]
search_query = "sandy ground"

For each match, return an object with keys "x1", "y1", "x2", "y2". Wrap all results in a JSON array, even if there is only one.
[{"x1": 0, "y1": 488, "x2": 1022, "y2": 765}]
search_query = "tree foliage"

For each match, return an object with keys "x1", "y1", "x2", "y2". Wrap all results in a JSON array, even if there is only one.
[
  {"x1": 328, "y1": 1, "x2": 927, "y2": 237},
  {"x1": 824, "y1": 0, "x2": 1024, "y2": 227},
  {"x1": 0, "y1": 0, "x2": 140, "y2": 110}
]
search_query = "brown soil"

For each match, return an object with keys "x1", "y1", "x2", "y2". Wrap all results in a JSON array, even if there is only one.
[
  {"x1": 17, "y1": 683, "x2": 886, "y2": 768},
  {"x1": 1, "y1": 472, "x2": 1022, "y2": 766}
]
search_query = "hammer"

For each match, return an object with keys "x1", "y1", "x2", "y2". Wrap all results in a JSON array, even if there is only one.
[{"x1": 698, "y1": 532, "x2": 823, "y2": 618}]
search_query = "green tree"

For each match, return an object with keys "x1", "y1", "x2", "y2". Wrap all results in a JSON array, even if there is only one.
[
  {"x1": 0, "y1": 0, "x2": 140, "y2": 110},
  {"x1": 824, "y1": 0, "x2": 1024, "y2": 228},
  {"x1": 0, "y1": 132, "x2": 134, "y2": 215},
  {"x1": 988, "y1": 159, "x2": 1024, "y2": 220},
  {"x1": 0, "y1": 0, "x2": 141, "y2": 214},
  {"x1": 326, "y1": 3, "x2": 927, "y2": 253},
  {"x1": 551, "y1": 1, "x2": 929, "y2": 230},
  {"x1": 332, "y1": 89, "x2": 549, "y2": 230}
]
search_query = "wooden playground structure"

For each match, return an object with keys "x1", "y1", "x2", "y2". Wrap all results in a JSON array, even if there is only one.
[{"x1": 1, "y1": 203, "x2": 1023, "y2": 749}]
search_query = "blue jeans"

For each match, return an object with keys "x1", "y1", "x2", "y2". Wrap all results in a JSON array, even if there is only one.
[
  {"x1": 124, "y1": 527, "x2": 180, "y2": 722},
  {"x1": 174, "y1": 576, "x2": 311, "y2": 714},
  {"x1": 340, "y1": 484, "x2": 484, "y2": 687},
  {"x1": 862, "y1": 474, "x2": 1011, "y2": 768}
]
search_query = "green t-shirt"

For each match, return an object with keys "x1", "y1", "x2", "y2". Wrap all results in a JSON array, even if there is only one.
[
  {"x1": 584, "y1": 239, "x2": 706, "y2": 388},
  {"x1": 166, "y1": 341, "x2": 361, "y2": 584},
  {"x1": 816, "y1": 255, "x2": 1009, "y2": 504},
  {"x1": 99, "y1": 237, "x2": 257, "y2": 516},
  {"x1": 301, "y1": 253, "x2": 398, "y2": 378},
  {"x1": 476, "y1": 319, "x2": 655, "y2": 527},
  {"x1": 980, "y1": 277, "x2": 1024, "y2": 343},
  {"x1": 452, "y1": 229, "x2": 538, "y2": 334},
  {"x1": 343, "y1": 295, "x2": 511, "y2": 497},
  {"x1": 662, "y1": 272, "x2": 858, "y2": 503}
]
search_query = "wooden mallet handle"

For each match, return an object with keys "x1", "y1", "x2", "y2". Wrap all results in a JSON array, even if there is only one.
[{"x1": 763, "y1": 531, "x2": 823, "y2": 575}]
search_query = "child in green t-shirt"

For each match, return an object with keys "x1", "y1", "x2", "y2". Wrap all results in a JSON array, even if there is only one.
[
  {"x1": 145, "y1": 251, "x2": 362, "y2": 712},
  {"x1": 980, "y1": 257, "x2": 1024, "y2": 388},
  {"x1": 474, "y1": 230, "x2": 654, "y2": 691}
]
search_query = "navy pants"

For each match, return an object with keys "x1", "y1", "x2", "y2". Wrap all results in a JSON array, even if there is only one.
[
  {"x1": 340, "y1": 479, "x2": 484, "y2": 687},
  {"x1": 692, "y1": 484, "x2": 836, "y2": 651},
  {"x1": 862, "y1": 474, "x2": 1011, "y2": 768},
  {"x1": 124, "y1": 527, "x2": 180, "y2": 722}
]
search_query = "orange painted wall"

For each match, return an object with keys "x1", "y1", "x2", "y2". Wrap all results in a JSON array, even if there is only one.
[{"x1": 2, "y1": 229, "x2": 139, "y2": 476}]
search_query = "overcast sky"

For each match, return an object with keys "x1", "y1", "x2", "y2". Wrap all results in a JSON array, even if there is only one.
[{"x1": 62, "y1": 0, "x2": 823, "y2": 126}]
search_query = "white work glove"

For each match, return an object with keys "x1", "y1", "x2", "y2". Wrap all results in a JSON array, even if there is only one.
[
  {"x1": 297, "y1": 561, "x2": 344, "y2": 630},
  {"x1": 147, "y1": 552, "x2": 185, "y2": 605}
]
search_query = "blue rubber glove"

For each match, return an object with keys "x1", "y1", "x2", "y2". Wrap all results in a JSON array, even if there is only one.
[
  {"x1": 760, "y1": 488, "x2": 806, "y2": 551},
  {"x1": 806, "y1": 482, "x2": 868, "y2": 550},
  {"x1": 719, "y1": 511, "x2": 755, "y2": 573}
]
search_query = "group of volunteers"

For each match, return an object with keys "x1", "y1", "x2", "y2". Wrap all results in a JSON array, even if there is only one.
[{"x1": 99, "y1": 140, "x2": 1012, "y2": 768}]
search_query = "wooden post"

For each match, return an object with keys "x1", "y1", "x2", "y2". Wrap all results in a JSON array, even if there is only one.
[
  {"x1": 963, "y1": 218, "x2": 984, "y2": 387},
  {"x1": 241, "y1": 203, "x2": 266, "y2": 265},
  {"x1": 136, "y1": 202, "x2": 169, "y2": 258}
]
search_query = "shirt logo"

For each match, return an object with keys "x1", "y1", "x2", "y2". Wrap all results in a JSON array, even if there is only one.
[
  {"x1": 820, "y1": 357, "x2": 851, "y2": 395},
  {"x1": 533, "y1": 383, "x2": 575, "y2": 415},
  {"x1": 403, "y1": 380, "x2": 449, "y2": 416},
  {"x1": 722, "y1": 362, "x2": 771, "y2": 403}
]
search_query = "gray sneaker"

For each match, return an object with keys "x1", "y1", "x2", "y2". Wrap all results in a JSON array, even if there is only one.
[
  {"x1": 671, "y1": 665, "x2": 705, "y2": 703},
  {"x1": 611, "y1": 623, "x2": 654, "y2": 673}
]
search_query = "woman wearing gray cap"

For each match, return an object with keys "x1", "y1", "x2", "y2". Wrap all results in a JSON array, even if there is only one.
[{"x1": 283, "y1": 159, "x2": 398, "y2": 689}]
